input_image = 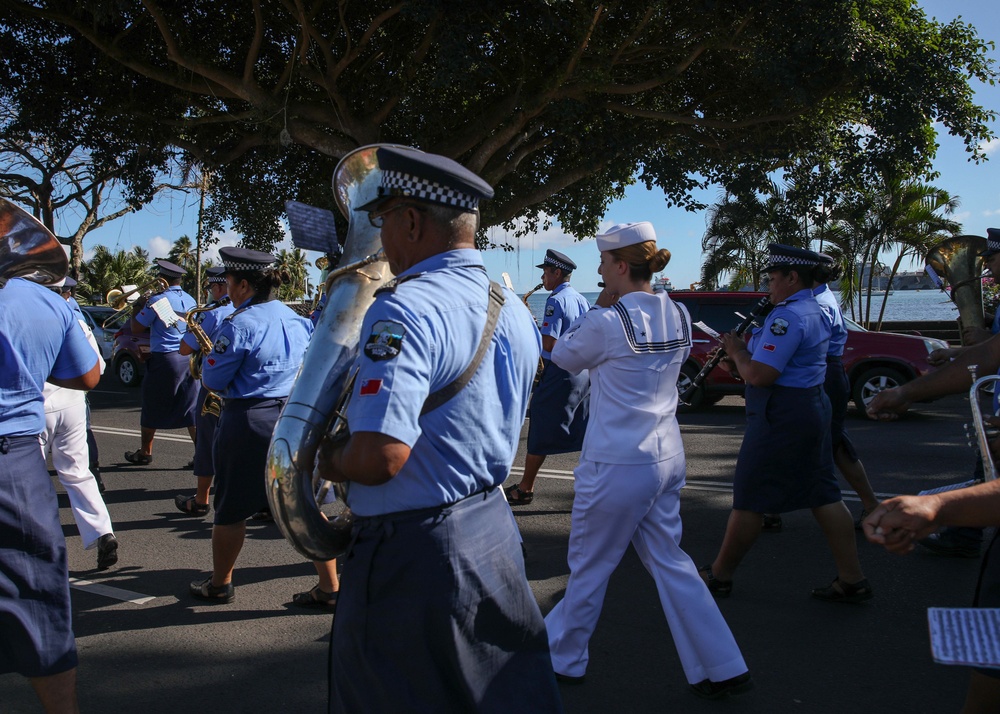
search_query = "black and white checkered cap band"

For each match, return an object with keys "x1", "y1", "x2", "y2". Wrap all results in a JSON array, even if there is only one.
[
  {"x1": 987, "y1": 238, "x2": 1000, "y2": 252},
  {"x1": 223, "y1": 260, "x2": 273, "y2": 272},
  {"x1": 544, "y1": 256, "x2": 574, "y2": 272},
  {"x1": 769, "y1": 254, "x2": 818, "y2": 266},
  {"x1": 381, "y1": 170, "x2": 479, "y2": 211},
  {"x1": 208, "y1": 275, "x2": 227, "y2": 283}
]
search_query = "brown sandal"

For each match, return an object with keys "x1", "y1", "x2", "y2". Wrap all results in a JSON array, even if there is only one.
[
  {"x1": 505, "y1": 483, "x2": 534, "y2": 505},
  {"x1": 291, "y1": 585, "x2": 338, "y2": 609}
]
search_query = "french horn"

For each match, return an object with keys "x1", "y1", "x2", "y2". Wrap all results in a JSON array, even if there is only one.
[
  {"x1": 0, "y1": 198, "x2": 67, "y2": 286},
  {"x1": 266, "y1": 144, "x2": 407, "y2": 561},
  {"x1": 925, "y1": 235, "x2": 987, "y2": 346}
]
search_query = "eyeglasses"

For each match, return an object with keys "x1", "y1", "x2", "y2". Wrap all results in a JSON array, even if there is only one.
[{"x1": 367, "y1": 202, "x2": 425, "y2": 228}]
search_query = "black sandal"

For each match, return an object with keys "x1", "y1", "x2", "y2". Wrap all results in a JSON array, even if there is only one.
[
  {"x1": 505, "y1": 484, "x2": 534, "y2": 505},
  {"x1": 810, "y1": 576, "x2": 874, "y2": 604},
  {"x1": 698, "y1": 565, "x2": 733, "y2": 598},
  {"x1": 761, "y1": 514, "x2": 783, "y2": 532},
  {"x1": 174, "y1": 494, "x2": 209, "y2": 516},
  {"x1": 124, "y1": 450, "x2": 153, "y2": 465},
  {"x1": 291, "y1": 585, "x2": 338, "y2": 609}
]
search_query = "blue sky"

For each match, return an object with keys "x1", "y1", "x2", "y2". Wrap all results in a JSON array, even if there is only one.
[{"x1": 78, "y1": 0, "x2": 999, "y2": 295}]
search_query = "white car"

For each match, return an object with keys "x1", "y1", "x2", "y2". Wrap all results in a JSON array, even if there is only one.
[{"x1": 79, "y1": 306, "x2": 120, "y2": 361}]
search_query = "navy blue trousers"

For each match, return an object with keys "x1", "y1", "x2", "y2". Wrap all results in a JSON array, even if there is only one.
[
  {"x1": 0, "y1": 436, "x2": 77, "y2": 677},
  {"x1": 329, "y1": 488, "x2": 562, "y2": 713}
]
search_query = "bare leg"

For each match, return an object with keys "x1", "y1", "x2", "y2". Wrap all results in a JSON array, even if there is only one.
[
  {"x1": 211, "y1": 522, "x2": 246, "y2": 586},
  {"x1": 29, "y1": 668, "x2": 79, "y2": 714},
  {"x1": 139, "y1": 427, "x2": 155, "y2": 456},
  {"x1": 710, "y1": 509, "x2": 763, "y2": 581},
  {"x1": 811, "y1": 501, "x2": 865, "y2": 583},
  {"x1": 961, "y1": 671, "x2": 1000, "y2": 714},
  {"x1": 195, "y1": 475, "x2": 213, "y2": 506},
  {"x1": 834, "y1": 445, "x2": 879, "y2": 512},
  {"x1": 187, "y1": 425, "x2": 197, "y2": 443},
  {"x1": 517, "y1": 453, "x2": 546, "y2": 493},
  {"x1": 314, "y1": 559, "x2": 340, "y2": 594}
]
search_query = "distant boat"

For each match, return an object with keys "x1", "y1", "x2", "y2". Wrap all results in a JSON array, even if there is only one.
[{"x1": 653, "y1": 276, "x2": 674, "y2": 293}]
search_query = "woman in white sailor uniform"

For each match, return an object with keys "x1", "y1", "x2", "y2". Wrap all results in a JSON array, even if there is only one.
[
  {"x1": 700, "y1": 244, "x2": 872, "y2": 603},
  {"x1": 189, "y1": 247, "x2": 313, "y2": 603},
  {"x1": 125, "y1": 259, "x2": 199, "y2": 464},
  {"x1": 544, "y1": 222, "x2": 752, "y2": 700},
  {"x1": 175, "y1": 266, "x2": 234, "y2": 516}
]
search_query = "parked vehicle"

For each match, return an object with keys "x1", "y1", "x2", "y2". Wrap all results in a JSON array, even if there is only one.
[
  {"x1": 670, "y1": 291, "x2": 950, "y2": 412},
  {"x1": 111, "y1": 316, "x2": 151, "y2": 387},
  {"x1": 79, "y1": 305, "x2": 120, "y2": 361}
]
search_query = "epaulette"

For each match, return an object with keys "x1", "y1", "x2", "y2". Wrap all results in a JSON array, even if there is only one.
[
  {"x1": 225, "y1": 304, "x2": 254, "y2": 321},
  {"x1": 374, "y1": 272, "x2": 422, "y2": 297}
]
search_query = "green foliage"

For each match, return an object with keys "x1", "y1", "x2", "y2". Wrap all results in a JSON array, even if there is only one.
[
  {"x1": 78, "y1": 245, "x2": 153, "y2": 304},
  {"x1": 0, "y1": 0, "x2": 995, "y2": 252}
]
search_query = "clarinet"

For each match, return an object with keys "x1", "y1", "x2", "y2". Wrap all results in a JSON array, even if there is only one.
[{"x1": 679, "y1": 296, "x2": 774, "y2": 404}]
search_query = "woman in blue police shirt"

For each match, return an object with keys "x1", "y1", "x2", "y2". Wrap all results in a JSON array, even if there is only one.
[
  {"x1": 188, "y1": 247, "x2": 313, "y2": 603},
  {"x1": 699, "y1": 244, "x2": 872, "y2": 603}
]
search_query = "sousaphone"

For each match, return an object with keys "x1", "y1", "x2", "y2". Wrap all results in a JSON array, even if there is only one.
[
  {"x1": 926, "y1": 235, "x2": 987, "y2": 346},
  {"x1": 0, "y1": 198, "x2": 67, "y2": 286}
]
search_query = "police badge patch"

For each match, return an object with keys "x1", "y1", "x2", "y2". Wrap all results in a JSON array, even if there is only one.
[
  {"x1": 545, "y1": 305, "x2": 555, "y2": 317},
  {"x1": 770, "y1": 318, "x2": 789, "y2": 336},
  {"x1": 365, "y1": 320, "x2": 406, "y2": 361},
  {"x1": 214, "y1": 335, "x2": 231, "y2": 353}
]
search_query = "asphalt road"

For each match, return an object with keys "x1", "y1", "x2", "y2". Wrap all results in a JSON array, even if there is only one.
[{"x1": 0, "y1": 373, "x2": 986, "y2": 713}]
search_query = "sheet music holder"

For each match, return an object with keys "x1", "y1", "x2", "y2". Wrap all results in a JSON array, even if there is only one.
[{"x1": 285, "y1": 200, "x2": 340, "y2": 256}]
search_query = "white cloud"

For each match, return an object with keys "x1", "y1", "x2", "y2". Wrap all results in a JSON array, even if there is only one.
[
  {"x1": 980, "y1": 137, "x2": 1000, "y2": 156},
  {"x1": 147, "y1": 236, "x2": 172, "y2": 258}
]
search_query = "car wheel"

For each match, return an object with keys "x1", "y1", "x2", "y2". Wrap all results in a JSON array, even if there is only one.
[
  {"x1": 677, "y1": 363, "x2": 705, "y2": 412},
  {"x1": 115, "y1": 354, "x2": 142, "y2": 387},
  {"x1": 852, "y1": 367, "x2": 906, "y2": 412}
]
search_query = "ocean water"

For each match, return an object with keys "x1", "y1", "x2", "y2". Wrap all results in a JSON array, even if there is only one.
[{"x1": 525, "y1": 288, "x2": 961, "y2": 325}]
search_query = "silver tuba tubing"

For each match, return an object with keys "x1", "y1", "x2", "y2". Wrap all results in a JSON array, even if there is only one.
[
  {"x1": 967, "y1": 367, "x2": 1000, "y2": 482},
  {"x1": 265, "y1": 145, "x2": 395, "y2": 561}
]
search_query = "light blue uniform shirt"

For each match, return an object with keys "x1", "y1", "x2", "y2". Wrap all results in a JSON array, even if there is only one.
[
  {"x1": 201, "y1": 299, "x2": 312, "y2": 399},
  {"x1": 539, "y1": 283, "x2": 590, "y2": 359},
  {"x1": 344, "y1": 248, "x2": 541, "y2": 517},
  {"x1": 180, "y1": 298, "x2": 236, "y2": 351},
  {"x1": 1, "y1": 278, "x2": 99, "y2": 436},
  {"x1": 135, "y1": 285, "x2": 196, "y2": 353},
  {"x1": 748, "y1": 288, "x2": 830, "y2": 388},
  {"x1": 813, "y1": 284, "x2": 848, "y2": 357},
  {"x1": 66, "y1": 296, "x2": 84, "y2": 317}
]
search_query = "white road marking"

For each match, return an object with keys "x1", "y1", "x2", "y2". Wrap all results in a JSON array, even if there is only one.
[
  {"x1": 69, "y1": 577, "x2": 156, "y2": 604},
  {"x1": 90, "y1": 426, "x2": 192, "y2": 443}
]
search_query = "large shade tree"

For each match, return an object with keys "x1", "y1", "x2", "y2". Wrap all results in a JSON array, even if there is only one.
[{"x1": 0, "y1": 1, "x2": 994, "y2": 251}]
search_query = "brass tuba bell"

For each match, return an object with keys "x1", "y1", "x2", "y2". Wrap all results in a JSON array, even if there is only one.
[
  {"x1": 926, "y1": 235, "x2": 987, "y2": 346},
  {"x1": 0, "y1": 198, "x2": 68, "y2": 287}
]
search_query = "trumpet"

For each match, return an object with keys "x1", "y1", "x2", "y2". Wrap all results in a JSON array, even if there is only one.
[
  {"x1": 966, "y1": 365, "x2": 1000, "y2": 482},
  {"x1": 102, "y1": 278, "x2": 168, "y2": 328}
]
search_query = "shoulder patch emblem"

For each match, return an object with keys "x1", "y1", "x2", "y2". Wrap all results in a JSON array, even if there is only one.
[
  {"x1": 769, "y1": 318, "x2": 789, "y2": 336},
  {"x1": 545, "y1": 304, "x2": 555, "y2": 317},
  {"x1": 214, "y1": 335, "x2": 231, "y2": 354},
  {"x1": 364, "y1": 320, "x2": 406, "y2": 361}
]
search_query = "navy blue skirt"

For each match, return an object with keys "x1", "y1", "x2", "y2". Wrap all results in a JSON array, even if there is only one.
[
  {"x1": 192, "y1": 386, "x2": 220, "y2": 477},
  {"x1": 140, "y1": 351, "x2": 199, "y2": 429},
  {"x1": 526, "y1": 359, "x2": 589, "y2": 455},
  {"x1": 329, "y1": 488, "x2": 561, "y2": 713},
  {"x1": 212, "y1": 397, "x2": 284, "y2": 525},
  {"x1": 733, "y1": 384, "x2": 841, "y2": 513},
  {"x1": 0, "y1": 436, "x2": 78, "y2": 677},
  {"x1": 824, "y1": 356, "x2": 858, "y2": 461}
]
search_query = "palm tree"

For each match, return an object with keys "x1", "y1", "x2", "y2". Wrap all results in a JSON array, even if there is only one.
[
  {"x1": 78, "y1": 245, "x2": 152, "y2": 305},
  {"x1": 700, "y1": 182, "x2": 804, "y2": 290},
  {"x1": 274, "y1": 248, "x2": 309, "y2": 302},
  {"x1": 167, "y1": 235, "x2": 200, "y2": 295}
]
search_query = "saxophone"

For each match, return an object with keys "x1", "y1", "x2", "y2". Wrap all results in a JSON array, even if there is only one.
[{"x1": 186, "y1": 297, "x2": 231, "y2": 418}]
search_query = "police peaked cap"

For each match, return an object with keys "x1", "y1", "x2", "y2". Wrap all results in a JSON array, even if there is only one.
[
  {"x1": 596, "y1": 222, "x2": 657, "y2": 252},
  {"x1": 355, "y1": 146, "x2": 494, "y2": 213},
  {"x1": 218, "y1": 247, "x2": 276, "y2": 274},
  {"x1": 762, "y1": 244, "x2": 822, "y2": 273},
  {"x1": 979, "y1": 228, "x2": 1000, "y2": 257},
  {"x1": 155, "y1": 259, "x2": 186, "y2": 279},
  {"x1": 536, "y1": 249, "x2": 576, "y2": 273},
  {"x1": 205, "y1": 266, "x2": 227, "y2": 284}
]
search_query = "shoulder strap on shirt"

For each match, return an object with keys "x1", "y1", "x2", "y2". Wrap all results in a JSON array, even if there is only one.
[{"x1": 420, "y1": 281, "x2": 505, "y2": 416}]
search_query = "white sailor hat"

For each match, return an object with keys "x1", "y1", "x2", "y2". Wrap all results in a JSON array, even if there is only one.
[
  {"x1": 206, "y1": 266, "x2": 227, "y2": 284},
  {"x1": 155, "y1": 259, "x2": 186, "y2": 279},
  {"x1": 218, "y1": 247, "x2": 276, "y2": 274},
  {"x1": 596, "y1": 222, "x2": 657, "y2": 252},
  {"x1": 762, "y1": 244, "x2": 822, "y2": 272},
  {"x1": 536, "y1": 249, "x2": 576, "y2": 273},
  {"x1": 979, "y1": 228, "x2": 1000, "y2": 257},
  {"x1": 355, "y1": 146, "x2": 494, "y2": 213}
]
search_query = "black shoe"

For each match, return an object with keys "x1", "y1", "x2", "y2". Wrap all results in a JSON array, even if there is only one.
[
  {"x1": 123, "y1": 450, "x2": 152, "y2": 465},
  {"x1": 691, "y1": 672, "x2": 753, "y2": 700},
  {"x1": 97, "y1": 533, "x2": 119, "y2": 570},
  {"x1": 761, "y1": 514, "x2": 782, "y2": 532},
  {"x1": 918, "y1": 533, "x2": 981, "y2": 558},
  {"x1": 189, "y1": 577, "x2": 235, "y2": 603},
  {"x1": 174, "y1": 494, "x2": 210, "y2": 516},
  {"x1": 250, "y1": 508, "x2": 273, "y2": 522},
  {"x1": 810, "y1": 577, "x2": 874, "y2": 604}
]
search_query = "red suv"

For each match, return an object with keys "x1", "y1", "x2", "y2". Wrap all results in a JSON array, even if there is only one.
[{"x1": 670, "y1": 291, "x2": 949, "y2": 412}]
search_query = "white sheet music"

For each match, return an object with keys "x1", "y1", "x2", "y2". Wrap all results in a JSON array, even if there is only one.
[
  {"x1": 928, "y1": 608, "x2": 1000, "y2": 668},
  {"x1": 693, "y1": 321, "x2": 720, "y2": 339},
  {"x1": 151, "y1": 299, "x2": 180, "y2": 328}
]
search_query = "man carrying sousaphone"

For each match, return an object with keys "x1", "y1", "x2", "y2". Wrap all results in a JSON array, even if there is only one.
[
  {"x1": 315, "y1": 146, "x2": 562, "y2": 712},
  {"x1": 124, "y1": 259, "x2": 198, "y2": 465}
]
